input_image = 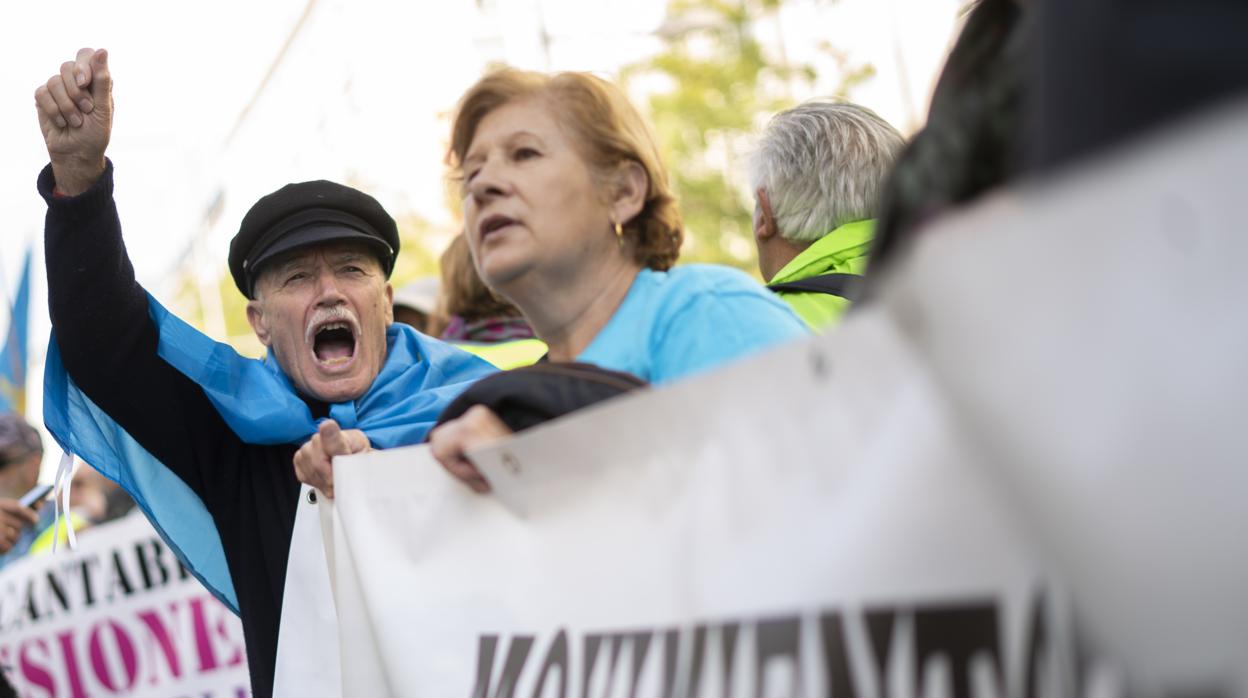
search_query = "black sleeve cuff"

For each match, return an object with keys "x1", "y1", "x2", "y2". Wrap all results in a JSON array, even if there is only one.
[{"x1": 37, "y1": 158, "x2": 116, "y2": 218}]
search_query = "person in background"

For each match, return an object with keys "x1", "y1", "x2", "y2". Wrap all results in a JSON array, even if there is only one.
[
  {"x1": 295, "y1": 67, "x2": 808, "y2": 495},
  {"x1": 0, "y1": 413, "x2": 47, "y2": 567},
  {"x1": 436, "y1": 233, "x2": 547, "y2": 369},
  {"x1": 391, "y1": 276, "x2": 440, "y2": 334},
  {"x1": 22, "y1": 462, "x2": 101, "y2": 555},
  {"x1": 69, "y1": 462, "x2": 135, "y2": 525},
  {"x1": 748, "y1": 100, "x2": 904, "y2": 329},
  {"x1": 23, "y1": 462, "x2": 140, "y2": 554}
]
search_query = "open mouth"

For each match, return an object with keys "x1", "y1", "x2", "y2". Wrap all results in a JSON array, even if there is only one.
[
  {"x1": 478, "y1": 214, "x2": 517, "y2": 241},
  {"x1": 312, "y1": 321, "x2": 357, "y2": 367}
]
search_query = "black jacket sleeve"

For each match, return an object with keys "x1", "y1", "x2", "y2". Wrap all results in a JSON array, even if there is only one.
[{"x1": 40, "y1": 161, "x2": 299, "y2": 698}]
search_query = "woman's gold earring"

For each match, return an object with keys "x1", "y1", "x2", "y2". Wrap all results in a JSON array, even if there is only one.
[{"x1": 614, "y1": 221, "x2": 625, "y2": 247}]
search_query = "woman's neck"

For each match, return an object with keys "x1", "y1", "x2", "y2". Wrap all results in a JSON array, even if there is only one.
[{"x1": 512, "y1": 259, "x2": 641, "y2": 362}]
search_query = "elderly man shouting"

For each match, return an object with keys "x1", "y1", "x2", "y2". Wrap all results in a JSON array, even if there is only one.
[{"x1": 34, "y1": 48, "x2": 494, "y2": 696}]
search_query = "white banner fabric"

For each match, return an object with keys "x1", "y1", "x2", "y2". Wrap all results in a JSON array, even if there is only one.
[
  {"x1": 320, "y1": 305, "x2": 1067, "y2": 697},
  {"x1": 885, "y1": 98, "x2": 1248, "y2": 692}
]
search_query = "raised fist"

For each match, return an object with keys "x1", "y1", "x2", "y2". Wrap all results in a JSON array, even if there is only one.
[{"x1": 34, "y1": 48, "x2": 113, "y2": 196}]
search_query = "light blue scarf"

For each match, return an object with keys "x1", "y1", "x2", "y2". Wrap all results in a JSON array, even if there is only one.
[{"x1": 43, "y1": 295, "x2": 495, "y2": 612}]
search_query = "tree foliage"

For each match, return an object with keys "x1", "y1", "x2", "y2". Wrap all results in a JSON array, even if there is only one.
[{"x1": 624, "y1": 0, "x2": 873, "y2": 273}]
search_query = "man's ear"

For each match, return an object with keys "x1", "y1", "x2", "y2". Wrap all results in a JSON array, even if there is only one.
[
  {"x1": 610, "y1": 161, "x2": 648, "y2": 228},
  {"x1": 383, "y1": 283, "x2": 394, "y2": 325},
  {"x1": 754, "y1": 187, "x2": 779, "y2": 241},
  {"x1": 246, "y1": 299, "x2": 273, "y2": 347}
]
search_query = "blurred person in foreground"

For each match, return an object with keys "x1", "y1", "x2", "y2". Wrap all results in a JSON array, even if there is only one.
[
  {"x1": 869, "y1": 0, "x2": 1247, "y2": 281},
  {"x1": 0, "y1": 413, "x2": 46, "y2": 567},
  {"x1": 1027, "y1": 0, "x2": 1248, "y2": 175},
  {"x1": 436, "y1": 233, "x2": 547, "y2": 369},
  {"x1": 34, "y1": 48, "x2": 494, "y2": 696},
  {"x1": 866, "y1": 0, "x2": 1028, "y2": 280},
  {"x1": 748, "y1": 101, "x2": 904, "y2": 329},
  {"x1": 295, "y1": 67, "x2": 808, "y2": 495},
  {"x1": 391, "y1": 276, "x2": 440, "y2": 334}
]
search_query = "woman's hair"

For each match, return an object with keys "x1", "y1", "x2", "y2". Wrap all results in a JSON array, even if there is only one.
[
  {"x1": 438, "y1": 233, "x2": 522, "y2": 323},
  {"x1": 449, "y1": 67, "x2": 683, "y2": 271}
]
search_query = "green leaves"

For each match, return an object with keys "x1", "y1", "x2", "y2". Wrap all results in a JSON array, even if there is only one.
[
  {"x1": 625, "y1": 0, "x2": 810, "y2": 271},
  {"x1": 625, "y1": 0, "x2": 872, "y2": 273}
]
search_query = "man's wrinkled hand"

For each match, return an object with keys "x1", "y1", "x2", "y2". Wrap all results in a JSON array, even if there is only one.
[
  {"x1": 293, "y1": 420, "x2": 371, "y2": 500},
  {"x1": 0, "y1": 498, "x2": 40, "y2": 555},
  {"x1": 428, "y1": 405, "x2": 514, "y2": 494},
  {"x1": 34, "y1": 47, "x2": 113, "y2": 196}
]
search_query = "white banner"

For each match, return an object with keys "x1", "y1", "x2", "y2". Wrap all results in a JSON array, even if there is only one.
[
  {"x1": 314, "y1": 99, "x2": 1248, "y2": 697},
  {"x1": 321, "y1": 307, "x2": 1070, "y2": 697},
  {"x1": 0, "y1": 513, "x2": 250, "y2": 697}
]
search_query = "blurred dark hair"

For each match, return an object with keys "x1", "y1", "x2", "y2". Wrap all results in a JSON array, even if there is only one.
[
  {"x1": 868, "y1": 0, "x2": 1028, "y2": 276},
  {"x1": 0, "y1": 413, "x2": 42, "y2": 470}
]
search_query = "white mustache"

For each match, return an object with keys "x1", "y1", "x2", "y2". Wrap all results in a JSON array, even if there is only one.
[{"x1": 305, "y1": 305, "x2": 360, "y2": 344}]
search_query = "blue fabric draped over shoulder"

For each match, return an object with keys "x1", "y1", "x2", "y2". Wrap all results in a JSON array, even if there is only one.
[{"x1": 43, "y1": 294, "x2": 495, "y2": 612}]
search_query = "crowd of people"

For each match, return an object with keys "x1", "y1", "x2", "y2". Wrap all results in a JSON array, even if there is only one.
[
  {"x1": 6, "y1": 0, "x2": 1246, "y2": 695},
  {"x1": 21, "y1": 47, "x2": 890, "y2": 693},
  {"x1": 0, "y1": 413, "x2": 134, "y2": 569}
]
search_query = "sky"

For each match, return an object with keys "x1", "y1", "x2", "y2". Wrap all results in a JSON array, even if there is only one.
[{"x1": 0, "y1": 0, "x2": 963, "y2": 476}]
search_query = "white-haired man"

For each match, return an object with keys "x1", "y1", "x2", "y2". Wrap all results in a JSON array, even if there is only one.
[
  {"x1": 34, "y1": 48, "x2": 494, "y2": 697},
  {"x1": 748, "y1": 101, "x2": 904, "y2": 329}
]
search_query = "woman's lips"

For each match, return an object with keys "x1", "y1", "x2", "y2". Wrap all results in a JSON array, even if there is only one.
[{"x1": 478, "y1": 214, "x2": 518, "y2": 241}]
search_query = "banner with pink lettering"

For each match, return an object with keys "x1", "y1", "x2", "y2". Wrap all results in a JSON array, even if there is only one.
[{"x1": 0, "y1": 513, "x2": 250, "y2": 697}]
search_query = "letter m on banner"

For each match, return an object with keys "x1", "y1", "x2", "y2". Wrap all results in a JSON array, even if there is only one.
[{"x1": 0, "y1": 248, "x2": 32, "y2": 415}]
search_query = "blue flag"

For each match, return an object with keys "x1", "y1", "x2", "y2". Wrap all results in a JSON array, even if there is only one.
[
  {"x1": 0, "y1": 248, "x2": 32, "y2": 415},
  {"x1": 44, "y1": 294, "x2": 496, "y2": 612}
]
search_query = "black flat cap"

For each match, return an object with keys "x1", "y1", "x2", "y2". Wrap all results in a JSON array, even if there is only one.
[{"x1": 228, "y1": 180, "x2": 400, "y2": 299}]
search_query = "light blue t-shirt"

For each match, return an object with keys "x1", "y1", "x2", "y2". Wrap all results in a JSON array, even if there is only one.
[{"x1": 577, "y1": 265, "x2": 809, "y2": 384}]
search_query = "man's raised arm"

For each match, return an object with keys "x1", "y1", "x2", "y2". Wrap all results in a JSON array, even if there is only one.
[
  {"x1": 33, "y1": 46, "x2": 238, "y2": 497},
  {"x1": 34, "y1": 47, "x2": 111, "y2": 196}
]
